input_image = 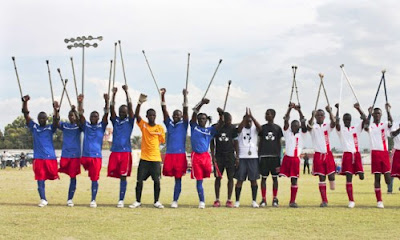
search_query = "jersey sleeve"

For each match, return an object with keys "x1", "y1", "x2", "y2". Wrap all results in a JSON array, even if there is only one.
[
  {"x1": 27, "y1": 121, "x2": 35, "y2": 133},
  {"x1": 101, "y1": 121, "x2": 108, "y2": 132},
  {"x1": 137, "y1": 119, "x2": 146, "y2": 131},
  {"x1": 190, "y1": 121, "x2": 198, "y2": 130},
  {"x1": 158, "y1": 125, "x2": 166, "y2": 144}
]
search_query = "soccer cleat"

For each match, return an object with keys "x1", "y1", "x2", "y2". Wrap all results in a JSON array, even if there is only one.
[
  {"x1": 198, "y1": 201, "x2": 206, "y2": 209},
  {"x1": 90, "y1": 200, "x2": 97, "y2": 208},
  {"x1": 226, "y1": 200, "x2": 234, "y2": 208},
  {"x1": 272, "y1": 198, "x2": 279, "y2": 207},
  {"x1": 154, "y1": 201, "x2": 164, "y2": 209},
  {"x1": 234, "y1": 201, "x2": 240, "y2": 208},
  {"x1": 348, "y1": 201, "x2": 355, "y2": 208},
  {"x1": 320, "y1": 202, "x2": 328, "y2": 208},
  {"x1": 171, "y1": 201, "x2": 178, "y2": 208},
  {"x1": 251, "y1": 201, "x2": 259, "y2": 208},
  {"x1": 67, "y1": 199, "x2": 74, "y2": 207},
  {"x1": 38, "y1": 199, "x2": 48, "y2": 208},
  {"x1": 129, "y1": 201, "x2": 141, "y2": 208},
  {"x1": 213, "y1": 200, "x2": 221, "y2": 207},
  {"x1": 117, "y1": 200, "x2": 124, "y2": 208},
  {"x1": 289, "y1": 202, "x2": 298, "y2": 208},
  {"x1": 259, "y1": 200, "x2": 266, "y2": 207},
  {"x1": 377, "y1": 201, "x2": 384, "y2": 209}
]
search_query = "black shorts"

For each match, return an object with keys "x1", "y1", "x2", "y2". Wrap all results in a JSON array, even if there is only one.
[
  {"x1": 214, "y1": 153, "x2": 235, "y2": 179},
  {"x1": 259, "y1": 156, "x2": 280, "y2": 177},
  {"x1": 234, "y1": 158, "x2": 260, "y2": 181},
  {"x1": 137, "y1": 159, "x2": 161, "y2": 181}
]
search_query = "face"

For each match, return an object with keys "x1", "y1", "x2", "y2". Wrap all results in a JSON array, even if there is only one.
[
  {"x1": 224, "y1": 114, "x2": 232, "y2": 126},
  {"x1": 172, "y1": 110, "x2": 182, "y2": 123},
  {"x1": 315, "y1": 110, "x2": 325, "y2": 124},
  {"x1": 245, "y1": 118, "x2": 252, "y2": 128},
  {"x1": 197, "y1": 114, "x2": 208, "y2": 127},
  {"x1": 291, "y1": 121, "x2": 300, "y2": 133},
  {"x1": 372, "y1": 109, "x2": 382, "y2": 122},
  {"x1": 146, "y1": 110, "x2": 156, "y2": 124},
  {"x1": 37, "y1": 112, "x2": 48, "y2": 126},
  {"x1": 265, "y1": 110, "x2": 275, "y2": 122},
  {"x1": 68, "y1": 111, "x2": 77, "y2": 124},
  {"x1": 119, "y1": 105, "x2": 128, "y2": 119},
  {"x1": 90, "y1": 111, "x2": 99, "y2": 125},
  {"x1": 343, "y1": 114, "x2": 352, "y2": 127}
]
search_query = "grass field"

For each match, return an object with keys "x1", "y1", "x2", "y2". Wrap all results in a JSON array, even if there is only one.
[{"x1": 0, "y1": 166, "x2": 399, "y2": 240}]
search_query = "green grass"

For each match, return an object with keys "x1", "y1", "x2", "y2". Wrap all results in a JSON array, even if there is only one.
[{"x1": 0, "y1": 166, "x2": 399, "y2": 240}]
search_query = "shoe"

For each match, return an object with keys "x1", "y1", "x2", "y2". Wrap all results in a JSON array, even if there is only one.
[
  {"x1": 234, "y1": 201, "x2": 240, "y2": 208},
  {"x1": 90, "y1": 200, "x2": 97, "y2": 208},
  {"x1": 377, "y1": 201, "x2": 384, "y2": 209},
  {"x1": 213, "y1": 200, "x2": 221, "y2": 207},
  {"x1": 154, "y1": 201, "x2": 164, "y2": 209},
  {"x1": 226, "y1": 200, "x2": 234, "y2": 208},
  {"x1": 129, "y1": 201, "x2": 141, "y2": 208},
  {"x1": 67, "y1": 199, "x2": 74, "y2": 207},
  {"x1": 117, "y1": 200, "x2": 124, "y2": 208},
  {"x1": 348, "y1": 201, "x2": 355, "y2": 208},
  {"x1": 199, "y1": 201, "x2": 205, "y2": 209},
  {"x1": 259, "y1": 200, "x2": 266, "y2": 207},
  {"x1": 38, "y1": 199, "x2": 48, "y2": 207},
  {"x1": 320, "y1": 202, "x2": 328, "y2": 207},
  {"x1": 387, "y1": 191, "x2": 393, "y2": 194},
  {"x1": 289, "y1": 202, "x2": 298, "y2": 208},
  {"x1": 251, "y1": 201, "x2": 259, "y2": 208},
  {"x1": 171, "y1": 201, "x2": 178, "y2": 208},
  {"x1": 272, "y1": 198, "x2": 279, "y2": 207}
]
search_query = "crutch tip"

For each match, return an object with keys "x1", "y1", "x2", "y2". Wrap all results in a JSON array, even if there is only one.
[
  {"x1": 228, "y1": 80, "x2": 232, "y2": 85},
  {"x1": 70, "y1": 57, "x2": 73, "y2": 60},
  {"x1": 114, "y1": 42, "x2": 117, "y2": 46},
  {"x1": 118, "y1": 40, "x2": 121, "y2": 44},
  {"x1": 142, "y1": 50, "x2": 145, "y2": 54},
  {"x1": 11, "y1": 56, "x2": 15, "y2": 60},
  {"x1": 46, "y1": 60, "x2": 49, "y2": 64},
  {"x1": 57, "y1": 68, "x2": 60, "y2": 72},
  {"x1": 340, "y1": 64, "x2": 344, "y2": 68},
  {"x1": 219, "y1": 59, "x2": 223, "y2": 63},
  {"x1": 382, "y1": 69, "x2": 386, "y2": 73}
]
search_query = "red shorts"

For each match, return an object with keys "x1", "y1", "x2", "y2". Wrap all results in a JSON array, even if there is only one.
[
  {"x1": 391, "y1": 149, "x2": 400, "y2": 178},
  {"x1": 59, "y1": 157, "x2": 81, "y2": 178},
  {"x1": 163, "y1": 153, "x2": 188, "y2": 178},
  {"x1": 33, "y1": 159, "x2": 59, "y2": 181},
  {"x1": 107, "y1": 152, "x2": 132, "y2": 178},
  {"x1": 279, "y1": 155, "x2": 300, "y2": 178},
  {"x1": 312, "y1": 151, "x2": 336, "y2": 176},
  {"x1": 81, "y1": 157, "x2": 102, "y2": 181},
  {"x1": 191, "y1": 152, "x2": 212, "y2": 180},
  {"x1": 340, "y1": 152, "x2": 363, "y2": 175},
  {"x1": 371, "y1": 150, "x2": 390, "y2": 174}
]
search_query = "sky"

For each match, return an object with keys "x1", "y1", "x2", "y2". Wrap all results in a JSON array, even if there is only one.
[{"x1": 1, "y1": 0, "x2": 400, "y2": 149}]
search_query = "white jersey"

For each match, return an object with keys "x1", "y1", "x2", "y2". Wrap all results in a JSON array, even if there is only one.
[
  {"x1": 238, "y1": 125, "x2": 258, "y2": 159},
  {"x1": 283, "y1": 128, "x2": 307, "y2": 157},
  {"x1": 337, "y1": 122, "x2": 363, "y2": 153},
  {"x1": 368, "y1": 122, "x2": 390, "y2": 151},
  {"x1": 310, "y1": 123, "x2": 333, "y2": 153},
  {"x1": 391, "y1": 122, "x2": 400, "y2": 150}
]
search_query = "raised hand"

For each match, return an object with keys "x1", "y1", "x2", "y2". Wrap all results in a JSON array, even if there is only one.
[
  {"x1": 77, "y1": 94, "x2": 84, "y2": 103},
  {"x1": 201, "y1": 98, "x2": 210, "y2": 104},
  {"x1": 160, "y1": 88, "x2": 166, "y2": 96},
  {"x1": 112, "y1": 87, "x2": 118, "y2": 94},
  {"x1": 22, "y1": 95, "x2": 30, "y2": 102},
  {"x1": 122, "y1": 85, "x2": 128, "y2": 91},
  {"x1": 138, "y1": 93, "x2": 147, "y2": 104}
]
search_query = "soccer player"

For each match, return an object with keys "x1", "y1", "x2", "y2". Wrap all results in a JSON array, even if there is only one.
[
  {"x1": 129, "y1": 94, "x2": 166, "y2": 209},
  {"x1": 280, "y1": 103, "x2": 307, "y2": 208},
  {"x1": 307, "y1": 106, "x2": 336, "y2": 207},
  {"x1": 160, "y1": 88, "x2": 189, "y2": 208},
  {"x1": 58, "y1": 106, "x2": 82, "y2": 207},
  {"x1": 210, "y1": 111, "x2": 239, "y2": 208},
  {"x1": 258, "y1": 109, "x2": 283, "y2": 207},
  {"x1": 22, "y1": 95, "x2": 59, "y2": 207},
  {"x1": 78, "y1": 94, "x2": 109, "y2": 208},
  {"x1": 190, "y1": 98, "x2": 224, "y2": 209},
  {"x1": 234, "y1": 108, "x2": 262, "y2": 208},
  {"x1": 108, "y1": 85, "x2": 134, "y2": 208},
  {"x1": 365, "y1": 104, "x2": 392, "y2": 208},
  {"x1": 334, "y1": 103, "x2": 367, "y2": 208}
]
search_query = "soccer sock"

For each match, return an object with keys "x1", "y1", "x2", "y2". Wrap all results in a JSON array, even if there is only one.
[
  {"x1": 235, "y1": 187, "x2": 242, "y2": 202},
  {"x1": 91, "y1": 181, "x2": 98, "y2": 201},
  {"x1": 119, "y1": 179, "x2": 127, "y2": 201},
  {"x1": 154, "y1": 180, "x2": 161, "y2": 203},
  {"x1": 68, "y1": 178, "x2": 77, "y2": 200},
  {"x1": 261, "y1": 187, "x2": 266, "y2": 201},
  {"x1": 136, "y1": 182, "x2": 143, "y2": 202},
  {"x1": 273, "y1": 187, "x2": 278, "y2": 199},
  {"x1": 251, "y1": 185, "x2": 258, "y2": 201},
  {"x1": 290, "y1": 185, "x2": 298, "y2": 203},
  {"x1": 374, "y1": 188, "x2": 382, "y2": 202},
  {"x1": 346, "y1": 183, "x2": 354, "y2": 202},
  {"x1": 37, "y1": 180, "x2": 46, "y2": 201},
  {"x1": 173, "y1": 178, "x2": 182, "y2": 202},
  {"x1": 196, "y1": 180, "x2": 205, "y2": 202},
  {"x1": 319, "y1": 182, "x2": 328, "y2": 203}
]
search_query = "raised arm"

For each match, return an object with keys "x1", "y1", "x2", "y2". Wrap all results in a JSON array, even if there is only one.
[
  {"x1": 77, "y1": 94, "x2": 85, "y2": 125},
  {"x1": 183, "y1": 89, "x2": 189, "y2": 121},
  {"x1": 237, "y1": 109, "x2": 248, "y2": 134},
  {"x1": 354, "y1": 102, "x2": 367, "y2": 129},
  {"x1": 135, "y1": 93, "x2": 147, "y2": 123},
  {"x1": 160, "y1": 88, "x2": 169, "y2": 122},
  {"x1": 283, "y1": 103, "x2": 295, "y2": 131},
  {"x1": 296, "y1": 105, "x2": 307, "y2": 133},
  {"x1": 102, "y1": 93, "x2": 109, "y2": 124},
  {"x1": 391, "y1": 123, "x2": 400, "y2": 138},
  {"x1": 326, "y1": 105, "x2": 335, "y2": 129},
  {"x1": 122, "y1": 85, "x2": 134, "y2": 119},
  {"x1": 334, "y1": 103, "x2": 340, "y2": 131},
  {"x1": 52, "y1": 101, "x2": 60, "y2": 129},
  {"x1": 22, "y1": 95, "x2": 32, "y2": 125},
  {"x1": 386, "y1": 103, "x2": 393, "y2": 128},
  {"x1": 110, "y1": 87, "x2": 117, "y2": 119},
  {"x1": 190, "y1": 98, "x2": 210, "y2": 124},
  {"x1": 307, "y1": 110, "x2": 315, "y2": 131},
  {"x1": 248, "y1": 108, "x2": 261, "y2": 132}
]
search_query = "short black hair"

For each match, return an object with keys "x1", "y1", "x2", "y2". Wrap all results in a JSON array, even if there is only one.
[
  {"x1": 146, "y1": 108, "x2": 156, "y2": 115},
  {"x1": 343, "y1": 113, "x2": 351, "y2": 118},
  {"x1": 317, "y1": 109, "x2": 325, "y2": 115},
  {"x1": 374, "y1": 108, "x2": 381, "y2": 112},
  {"x1": 223, "y1": 112, "x2": 231, "y2": 120},
  {"x1": 91, "y1": 111, "x2": 99, "y2": 116},
  {"x1": 119, "y1": 104, "x2": 128, "y2": 110},
  {"x1": 266, "y1": 109, "x2": 276, "y2": 117}
]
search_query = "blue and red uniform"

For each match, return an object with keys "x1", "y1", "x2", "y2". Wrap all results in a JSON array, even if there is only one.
[{"x1": 58, "y1": 122, "x2": 82, "y2": 178}]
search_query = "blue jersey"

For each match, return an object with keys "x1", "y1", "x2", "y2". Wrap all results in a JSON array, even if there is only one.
[
  {"x1": 190, "y1": 122, "x2": 217, "y2": 153},
  {"x1": 110, "y1": 116, "x2": 134, "y2": 152},
  {"x1": 27, "y1": 121, "x2": 57, "y2": 160},
  {"x1": 164, "y1": 118, "x2": 188, "y2": 154},
  {"x1": 59, "y1": 122, "x2": 82, "y2": 158},
  {"x1": 82, "y1": 121, "x2": 107, "y2": 158}
]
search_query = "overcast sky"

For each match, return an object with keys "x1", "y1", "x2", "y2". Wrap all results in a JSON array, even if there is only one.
[{"x1": 1, "y1": 0, "x2": 400, "y2": 149}]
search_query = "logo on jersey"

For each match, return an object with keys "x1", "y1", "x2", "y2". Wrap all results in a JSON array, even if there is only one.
[
  {"x1": 265, "y1": 132, "x2": 275, "y2": 141},
  {"x1": 218, "y1": 133, "x2": 229, "y2": 142}
]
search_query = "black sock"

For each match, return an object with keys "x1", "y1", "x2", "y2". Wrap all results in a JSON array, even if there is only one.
[
  {"x1": 251, "y1": 185, "x2": 258, "y2": 201},
  {"x1": 154, "y1": 180, "x2": 160, "y2": 203},
  {"x1": 235, "y1": 187, "x2": 242, "y2": 201},
  {"x1": 136, "y1": 182, "x2": 143, "y2": 202}
]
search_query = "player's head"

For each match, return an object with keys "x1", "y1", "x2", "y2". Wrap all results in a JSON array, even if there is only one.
[
  {"x1": 90, "y1": 111, "x2": 99, "y2": 125},
  {"x1": 291, "y1": 120, "x2": 300, "y2": 133},
  {"x1": 243, "y1": 115, "x2": 252, "y2": 129},
  {"x1": 68, "y1": 109, "x2": 78, "y2": 124},
  {"x1": 37, "y1": 112, "x2": 48, "y2": 126},
  {"x1": 265, "y1": 109, "x2": 276, "y2": 122},
  {"x1": 119, "y1": 104, "x2": 128, "y2": 119},
  {"x1": 146, "y1": 108, "x2": 156, "y2": 124},
  {"x1": 197, "y1": 113, "x2": 208, "y2": 128},
  {"x1": 224, "y1": 112, "x2": 232, "y2": 126},
  {"x1": 342, "y1": 113, "x2": 352, "y2": 128},
  {"x1": 172, "y1": 109, "x2": 183, "y2": 124},
  {"x1": 315, "y1": 109, "x2": 325, "y2": 124},
  {"x1": 372, "y1": 108, "x2": 382, "y2": 122}
]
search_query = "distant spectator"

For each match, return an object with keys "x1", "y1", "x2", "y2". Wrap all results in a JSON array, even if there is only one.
[
  {"x1": 19, "y1": 152, "x2": 26, "y2": 170},
  {"x1": 303, "y1": 153, "x2": 310, "y2": 174},
  {"x1": 1, "y1": 151, "x2": 5, "y2": 169}
]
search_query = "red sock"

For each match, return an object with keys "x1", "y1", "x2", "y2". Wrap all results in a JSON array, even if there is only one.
[
  {"x1": 290, "y1": 185, "x2": 298, "y2": 203},
  {"x1": 375, "y1": 188, "x2": 382, "y2": 202},
  {"x1": 261, "y1": 187, "x2": 266, "y2": 201},
  {"x1": 346, "y1": 183, "x2": 354, "y2": 201},
  {"x1": 319, "y1": 182, "x2": 328, "y2": 203},
  {"x1": 273, "y1": 187, "x2": 278, "y2": 199}
]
